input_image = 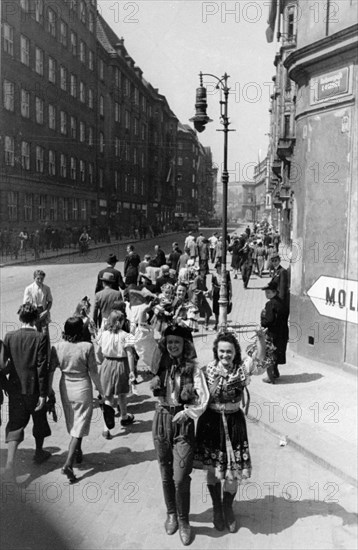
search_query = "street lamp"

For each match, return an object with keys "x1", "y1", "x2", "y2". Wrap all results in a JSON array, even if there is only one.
[{"x1": 190, "y1": 71, "x2": 234, "y2": 330}]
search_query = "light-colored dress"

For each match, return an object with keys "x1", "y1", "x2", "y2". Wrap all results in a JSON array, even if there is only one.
[
  {"x1": 97, "y1": 330, "x2": 134, "y2": 396},
  {"x1": 50, "y1": 341, "x2": 102, "y2": 438}
]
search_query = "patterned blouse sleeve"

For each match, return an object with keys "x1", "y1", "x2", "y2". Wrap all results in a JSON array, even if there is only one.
[{"x1": 183, "y1": 365, "x2": 210, "y2": 421}]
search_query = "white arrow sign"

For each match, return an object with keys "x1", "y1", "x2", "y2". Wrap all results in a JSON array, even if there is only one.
[{"x1": 307, "y1": 276, "x2": 358, "y2": 324}]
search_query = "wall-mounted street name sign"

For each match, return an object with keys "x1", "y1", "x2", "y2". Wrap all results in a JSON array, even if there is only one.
[
  {"x1": 307, "y1": 276, "x2": 358, "y2": 324},
  {"x1": 311, "y1": 67, "x2": 350, "y2": 104}
]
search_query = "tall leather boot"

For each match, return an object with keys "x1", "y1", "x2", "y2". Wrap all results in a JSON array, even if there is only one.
[
  {"x1": 223, "y1": 491, "x2": 237, "y2": 533},
  {"x1": 207, "y1": 484, "x2": 225, "y2": 531},
  {"x1": 176, "y1": 490, "x2": 192, "y2": 546},
  {"x1": 163, "y1": 482, "x2": 178, "y2": 535}
]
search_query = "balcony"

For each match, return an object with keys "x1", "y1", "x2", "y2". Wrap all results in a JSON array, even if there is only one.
[
  {"x1": 271, "y1": 157, "x2": 282, "y2": 177},
  {"x1": 277, "y1": 137, "x2": 296, "y2": 161}
]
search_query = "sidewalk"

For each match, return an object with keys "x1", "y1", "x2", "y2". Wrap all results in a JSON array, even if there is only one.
[{"x1": 193, "y1": 264, "x2": 358, "y2": 488}]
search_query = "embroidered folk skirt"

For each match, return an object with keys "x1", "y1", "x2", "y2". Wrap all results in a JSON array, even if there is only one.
[{"x1": 194, "y1": 407, "x2": 252, "y2": 481}]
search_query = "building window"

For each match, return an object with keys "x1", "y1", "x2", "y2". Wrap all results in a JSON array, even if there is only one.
[
  {"x1": 60, "y1": 20, "x2": 67, "y2": 46},
  {"x1": 35, "y1": 47, "x2": 44, "y2": 75},
  {"x1": 70, "y1": 31, "x2": 77, "y2": 56},
  {"x1": 114, "y1": 171, "x2": 119, "y2": 191},
  {"x1": 70, "y1": 157, "x2": 76, "y2": 180},
  {"x1": 125, "y1": 110, "x2": 130, "y2": 130},
  {"x1": 88, "y1": 11, "x2": 94, "y2": 32},
  {"x1": 141, "y1": 152, "x2": 145, "y2": 168},
  {"x1": 124, "y1": 78, "x2": 129, "y2": 96},
  {"x1": 79, "y1": 81, "x2": 85, "y2": 103},
  {"x1": 80, "y1": 160, "x2": 85, "y2": 182},
  {"x1": 134, "y1": 88, "x2": 139, "y2": 106},
  {"x1": 88, "y1": 50, "x2": 94, "y2": 70},
  {"x1": 33, "y1": 0, "x2": 44, "y2": 23},
  {"x1": 99, "y1": 168, "x2": 104, "y2": 189},
  {"x1": 79, "y1": 40, "x2": 86, "y2": 63},
  {"x1": 38, "y1": 195, "x2": 46, "y2": 221},
  {"x1": 21, "y1": 89, "x2": 30, "y2": 118},
  {"x1": 20, "y1": 0, "x2": 29, "y2": 12},
  {"x1": 133, "y1": 177, "x2": 137, "y2": 194},
  {"x1": 21, "y1": 141, "x2": 30, "y2": 170},
  {"x1": 35, "y1": 97, "x2": 44, "y2": 124},
  {"x1": 141, "y1": 124, "x2": 146, "y2": 141},
  {"x1": 3, "y1": 80, "x2": 14, "y2": 111},
  {"x1": 133, "y1": 148, "x2": 137, "y2": 164},
  {"x1": 99, "y1": 59, "x2": 104, "y2": 80},
  {"x1": 5, "y1": 136, "x2": 14, "y2": 165},
  {"x1": 114, "y1": 67, "x2": 121, "y2": 88},
  {"x1": 88, "y1": 88, "x2": 94, "y2": 109},
  {"x1": 60, "y1": 66, "x2": 67, "y2": 91},
  {"x1": 48, "y1": 104, "x2": 56, "y2": 129},
  {"x1": 115, "y1": 137, "x2": 120, "y2": 157},
  {"x1": 60, "y1": 111, "x2": 67, "y2": 134},
  {"x1": 49, "y1": 196, "x2": 58, "y2": 221},
  {"x1": 24, "y1": 194, "x2": 33, "y2": 222},
  {"x1": 36, "y1": 146, "x2": 44, "y2": 172},
  {"x1": 8, "y1": 192, "x2": 18, "y2": 221},
  {"x1": 20, "y1": 35, "x2": 30, "y2": 66},
  {"x1": 99, "y1": 132, "x2": 104, "y2": 153},
  {"x1": 63, "y1": 198, "x2": 69, "y2": 221},
  {"x1": 99, "y1": 95, "x2": 104, "y2": 116},
  {"x1": 114, "y1": 102, "x2": 120, "y2": 122},
  {"x1": 80, "y1": 121, "x2": 85, "y2": 142},
  {"x1": 3, "y1": 23, "x2": 14, "y2": 56},
  {"x1": 72, "y1": 198, "x2": 79, "y2": 220},
  {"x1": 284, "y1": 114, "x2": 290, "y2": 138},
  {"x1": 88, "y1": 126, "x2": 93, "y2": 146},
  {"x1": 48, "y1": 57, "x2": 56, "y2": 83},
  {"x1": 70, "y1": 116, "x2": 76, "y2": 138},
  {"x1": 49, "y1": 150, "x2": 56, "y2": 175},
  {"x1": 177, "y1": 157, "x2": 183, "y2": 166},
  {"x1": 60, "y1": 154, "x2": 67, "y2": 177},
  {"x1": 124, "y1": 175, "x2": 128, "y2": 193},
  {"x1": 141, "y1": 95, "x2": 146, "y2": 112},
  {"x1": 47, "y1": 8, "x2": 56, "y2": 37},
  {"x1": 69, "y1": 0, "x2": 77, "y2": 11},
  {"x1": 134, "y1": 118, "x2": 138, "y2": 135},
  {"x1": 80, "y1": 1, "x2": 86, "y2": 24},
  {"x1": 80, "y1": 199, "x2": 87, "y2": 219},
  {"x1": 88, "y1": 163, "x2": 93, "y2": 183},
  {"x1": 70, "y1": 74, "x2": 77, "y2": 98}
]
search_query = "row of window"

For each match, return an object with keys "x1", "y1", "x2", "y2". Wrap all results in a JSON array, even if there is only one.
[
  {"x1": 4, "y1": 136, "x2": 147, "y2": 194},
  {"x1": 7, "y1": 191, "x2": 90, "y2": 223},
  {"x1": 3, "y1": 23, "x2": 159, "y2": 114},
  {"x1": 19, "y1": 0, "x2": 95, "y2": 37}
]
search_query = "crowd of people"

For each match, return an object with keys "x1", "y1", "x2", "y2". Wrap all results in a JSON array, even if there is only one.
[{"x1": 0, "y1": 224, "x2": 290, "y2": 546}]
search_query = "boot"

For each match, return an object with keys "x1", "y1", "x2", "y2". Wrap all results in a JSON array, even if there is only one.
[
  {"x1": 163, "y1": 482, "x2": 178, "y2": 535},
  {"x1": 223, "y1": 492, "x2": 237, "y2": 533},
  {"x1": 207, "y1": 484, "x2": 225, "y2": 531},
  {"x1": 176, "y1": 490, "x2": 192, "y2": 546}
]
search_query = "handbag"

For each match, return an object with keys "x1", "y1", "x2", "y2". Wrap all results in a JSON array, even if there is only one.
[{"x1": 101, "y1": 402, "x2": 115, "y2": 430}]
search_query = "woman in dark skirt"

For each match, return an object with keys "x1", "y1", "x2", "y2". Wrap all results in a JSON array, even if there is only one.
[
  {"x1": 150, "y1": 325, "x2": 209, "y2": 546},
  {"x1": 195, "y1": 330, "x2": 267, "y2": 533}
]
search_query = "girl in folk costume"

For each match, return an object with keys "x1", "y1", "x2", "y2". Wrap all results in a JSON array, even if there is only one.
[
  {"x1": 151, "y1": 283, "x2": 175, "y2": 339},
  {"x1": 194, "y1": 330, "x2": 267, "y2": 533},
  {"x1": 150, "y1": 325, "x2": 209, "y2": 546},
  {"x1": 96, "y1": 311, "x2": 136, "y2": 439}
]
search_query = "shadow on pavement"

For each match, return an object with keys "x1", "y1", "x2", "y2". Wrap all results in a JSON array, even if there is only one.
[
  {"x1": 276, "y1": 373, "x2": 323, "y2": 384},
  {"x1": 191, "y1": 495, "x2": 358, "y2": 536}
]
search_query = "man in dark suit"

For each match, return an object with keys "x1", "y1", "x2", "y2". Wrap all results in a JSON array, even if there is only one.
[
  {"x1": 270, "y1": 254, "x2": 290, "y2": 308},
  {"x1": 93, "y1": 272, "x2": 123, "y2": 328},
  {"x1": 154, "y1": 265, "x2": 176, "y2": 293},
  {"x1": 3, "y1": 303, "x2": 51, "y2": 482},
  {"x1": 260, "y1": 280, "x2": 289, "y2": 383},
  {"x1": 95, "y1": 253, "x2": 125, "y2": 293}
]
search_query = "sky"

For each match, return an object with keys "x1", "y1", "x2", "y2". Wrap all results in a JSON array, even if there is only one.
[{"x1": 97, "y1": 0, "x2": 278, "y2": 180}]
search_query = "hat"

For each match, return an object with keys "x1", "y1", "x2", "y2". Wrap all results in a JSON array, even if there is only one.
[
  {"x1": 100, "y1": 272, "x2": 115, "y2": 283},
  {"x1": 164, "y1": 325, "x2": 193, "y2": 342},
  {"x1": 262, "y1": 280, "x2": 278, "y2": 292},
  {"x1": 106, "y1": 253, "x2": 118, "y2": 264}
]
